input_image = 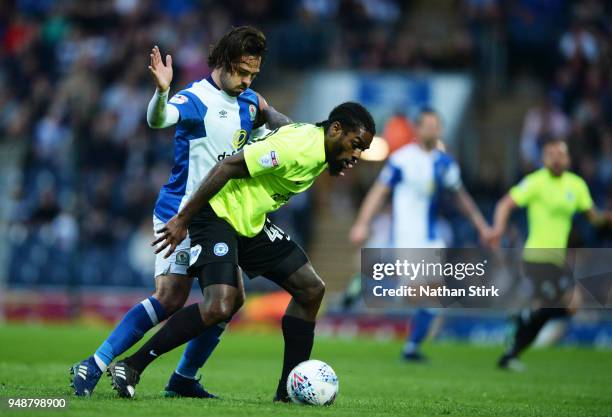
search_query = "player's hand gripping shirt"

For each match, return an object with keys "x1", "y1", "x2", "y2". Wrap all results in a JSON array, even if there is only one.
[
  {"x1": 210, "y1": 123, "x2": 327, "y2": 237},
  {"x1": 154, "y1": 76, "x2": 260, "y2": 223},
  {"x1": 510, "y1": 168, "x2": 593, "y2": 264},
  {"x1": 377, "y1": 143, "x2": 462, "y2": 248}
]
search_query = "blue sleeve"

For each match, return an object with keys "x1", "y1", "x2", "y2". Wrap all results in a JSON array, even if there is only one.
[
  {"x1": 434, "y1": 152, "x2": 462, "y2": 192},
  {"x1": 168, "y1": 90, "x2": 205, "y2": 126},
  {"x1": 443, "y1": 160, "x2": 462, "y2": 191},
  {"x1": 377, "y1": 160, "x2": 402, "y2": 188}
]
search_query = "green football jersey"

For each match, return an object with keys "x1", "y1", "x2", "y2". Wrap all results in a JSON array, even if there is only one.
[
  {"x1": 209, "y1": 123, "x2": 328, "y2": 237},
  {"x1": 509, "y1": 168, "x2": 593, "y2": 264}
]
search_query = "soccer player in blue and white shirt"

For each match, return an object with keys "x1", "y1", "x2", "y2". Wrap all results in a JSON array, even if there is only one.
[
  {"x1": 350, "y1": 108, "x2": 491, "y2": 361},
  {"x1": 71, "y1": 26, "x2": 291, "y2": 397}
]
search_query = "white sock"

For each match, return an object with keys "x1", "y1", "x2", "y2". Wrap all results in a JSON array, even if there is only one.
[
  {"x1": 403, "y1": 341, "x2": 417, "y2": 354},
  {"x1": 93, "y1": 354, "x2": 108, "y2": 372}
]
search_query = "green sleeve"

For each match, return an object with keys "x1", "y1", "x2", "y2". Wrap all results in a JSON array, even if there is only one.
[
  {"x1": 575, "y1": 177, "x2": 594, "y2": 212},
  {"x1": 509, "y1": 175, "x2": 536, "y2": 207},
  {"x1": 243, "y1": 132, "x2": 292, "y2": 178}
]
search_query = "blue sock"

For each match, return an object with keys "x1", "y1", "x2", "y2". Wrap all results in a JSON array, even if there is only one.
[
  {"x1": 175, "y1": 322, "x2": 227, "y2": 379},
  {"x1": 404, "y1": 309, "x2": 436, "y2": 354},
  {"x1": 93, "y1": 296, "x2": 167, "y2": 371}
]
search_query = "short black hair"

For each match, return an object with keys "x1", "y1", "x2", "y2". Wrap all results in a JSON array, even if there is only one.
[
  {"x1": 316, "y1": 102, "x2": 376, "y2": 135},
  {"x1": 541, "y1": 136, "x2": 567, "y2": 148},
  {"x1": 208, "y1": 26, "x2": 267, "y2": 72},
  {"x1": 416, "y1": 107, "x2": 441, "y2": 125}
]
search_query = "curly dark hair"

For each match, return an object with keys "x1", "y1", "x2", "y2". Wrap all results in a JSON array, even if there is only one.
[
  {"x1": 208, "y1": 26, "x2": 267, "y2": 72},
  {"x1": 316, "y1": 102, "x2": 376, "y2": 136}
]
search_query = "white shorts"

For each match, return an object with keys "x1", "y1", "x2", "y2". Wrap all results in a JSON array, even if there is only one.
[{"x1": 153, "y1": 215, "x2": 191, "y2": 277}]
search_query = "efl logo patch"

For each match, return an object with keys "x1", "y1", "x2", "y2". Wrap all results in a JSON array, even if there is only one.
[
  {"x1": 213, "y1": 242, "x2": 229, "y2": 257},
  {"x1": 249, "y1": 104, "x2": 257, "y2": 121},
  {"x1": 189, "y1": 244, "x2": 202, "y2": 266},
  {"x1": 169, "y1": 94, "x2": 188, "y2": 104},
  {"x1": 258, "y1": 151, "x2": 279, "y2": 168}
]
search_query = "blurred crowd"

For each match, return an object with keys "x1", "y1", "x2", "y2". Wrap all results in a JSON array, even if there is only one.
[
  {"x1": 515, "y1": 0, "x2": 612, "y2": 246},
  {"x1": 1, "y1": 0, "x2": 611, "y2": 286}
]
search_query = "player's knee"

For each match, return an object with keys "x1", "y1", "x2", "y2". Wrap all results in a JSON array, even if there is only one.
[
  {"x1": 153, "y1": 290, "x2": 186, "y2": 314},
  {"x1": 298, "y1": 277, "x2": 326, "y2": 307},
  {"x1": 203, "y1": 299, "x2": 234, "y2": 324},
  {"x1": 153, "y1": 278, "x2": 189, "y2": 315}
]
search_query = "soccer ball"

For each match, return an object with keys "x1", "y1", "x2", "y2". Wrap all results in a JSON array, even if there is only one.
[{"x1": 286, "y1": 359, "x2": 339, "y2": 406}]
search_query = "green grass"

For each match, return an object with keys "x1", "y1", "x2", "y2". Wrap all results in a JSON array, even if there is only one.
[{"x1": 0, "y1": 323, "x2": 610, "y2": 417}]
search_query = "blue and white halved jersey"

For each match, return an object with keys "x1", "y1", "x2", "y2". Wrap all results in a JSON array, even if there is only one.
[
  {"x1": 377, "y1": 143, "x2": 462, "y2": 248},
  {"x1": 154, "y1": 76, "x2": 260, "y2": 223}
]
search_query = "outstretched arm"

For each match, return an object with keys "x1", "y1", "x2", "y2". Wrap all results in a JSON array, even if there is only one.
[
  {"x1": 146, "y1": 45, "x2": 179, "y2": 128},
  {"x1": 254, "y1": 92, "x2": 292, "y2": 129},
  {"x1": 488, "y1": 193, "x2": 518, "y2": 247},
  {"x1": 584, "y1": 207, "x2": 612, "y2": 227},
  {"x1": 454, "y1": 187, "x2": 491, "y2": 244},
  {"x1": 349, "y1": 182, "x2": 391, "y2": 246},
  {"x1": 153, "y1": 152, "x2": 250, "y2": 257}
]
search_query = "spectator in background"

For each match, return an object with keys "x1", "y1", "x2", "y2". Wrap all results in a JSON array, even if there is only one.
[
  {"x1": 382, "y1": 111, "x2": 416, "y2": 154},
  {"x1": 559, "y1": 22, "x2": 599, "y2": 65},
  {"x1": 520, "y1": 95, "x2": 570, "y2": 171}
]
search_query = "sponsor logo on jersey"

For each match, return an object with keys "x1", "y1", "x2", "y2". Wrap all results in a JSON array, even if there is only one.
[
  {"x1": 249, "y1": 104, "x2": 257, "y2": 121},
  {"x1": 213, "y1": 242, "x2": 229, "y2": 256},
  {"x1": 169, "y1": 94, "x2": 188, "y2": 104},
  {"x1": 232, "y1": 129, "x2": 248, "y2": 150},
  {"x1": 174, "y1": 250, "x2": 189, "y2": 266},
  {"x1": 258, "y1": 150, "x2": 279, "y2": 168},
  {"x1": 217, "y1": 150, "x2": 239, "y2": 161},
  {"x1": 271, "y1": 192, "x2": 293, "y2": 205},
  {"x1": 219, "y1": 109, "x2": 228, "y2": 118}
]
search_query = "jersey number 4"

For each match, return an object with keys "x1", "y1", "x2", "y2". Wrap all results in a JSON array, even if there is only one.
[{"x1": 263, "y1": 223, "x2": 289, "y2": 242}]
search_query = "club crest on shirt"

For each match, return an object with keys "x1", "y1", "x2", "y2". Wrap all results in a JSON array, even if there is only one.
[
  {"x1": 249, "y1": 104, "x2": 257, "y2": 121},
  {"x1": 169, "y1": 94, "x2": 188, "y2": 104},
  {"x1": 258, "y1": 151, "x2": 279, "y2": 168}
]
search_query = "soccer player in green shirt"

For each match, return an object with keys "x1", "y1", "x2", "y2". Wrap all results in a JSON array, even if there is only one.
[
  {"x1": 487, "y1": 139, "x2": 612, "y2": 370},
  {"x1": 107, "y1": 102, "x2": 375, "y2": 400}
]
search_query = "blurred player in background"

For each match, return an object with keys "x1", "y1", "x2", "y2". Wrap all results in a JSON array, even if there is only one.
[
  {"x1": 70, "y1": 26, "x2": 292, "y2": 397},
  {"x1": 349, "y1": 108, "x2": 491, "y2": 361},
  {"x1": 489, "y1": 139, "x2": 611, "y2": 370},
  {"x1": 106, "y1": 103, "x2": 376, "y2": 400}
]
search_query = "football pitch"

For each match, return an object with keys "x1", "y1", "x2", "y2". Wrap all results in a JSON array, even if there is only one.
[{"x1": 0, "y1": 323, "x2": 610, "y2": 417}]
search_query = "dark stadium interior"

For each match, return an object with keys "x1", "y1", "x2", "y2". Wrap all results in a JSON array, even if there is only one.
[
  {"x1": 2, "y1": 0, "x2": 610, "y2": 288},
  {"x1": 1, "y1": 1, "x2": 612, "y2": 415}
]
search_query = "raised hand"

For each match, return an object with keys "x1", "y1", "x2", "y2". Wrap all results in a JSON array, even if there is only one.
[{"x1": 148, "y1": 45, "x2": 173, "y2": 93}]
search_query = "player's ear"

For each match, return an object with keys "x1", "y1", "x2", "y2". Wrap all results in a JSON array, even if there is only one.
[{"x1": 330, "y1": 121, "x2": 343, "y2": 139}]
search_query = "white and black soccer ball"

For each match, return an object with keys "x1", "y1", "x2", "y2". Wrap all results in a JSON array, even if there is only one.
[{"x1": 286, "y1": 359, "x2": 338, "y2": 406}]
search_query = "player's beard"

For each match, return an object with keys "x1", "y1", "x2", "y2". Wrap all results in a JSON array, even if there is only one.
[
  {"x1": 326, "y1": 143, "x2": 345, "y2": 176},
  {"x1": 328, "y1": 159, "x2": 344, "y2": 176},
  {"x1": 220, "y1": 72, "x2": 246, "y2": 96}
]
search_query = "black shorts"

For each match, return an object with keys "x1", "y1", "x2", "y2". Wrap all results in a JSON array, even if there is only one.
[
  {"x1": 187, "y1": 205, "x2": 309, "y2": 286},
  {"x1": 522, "y1": 261, "x2": 573, "y2": 306}
]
